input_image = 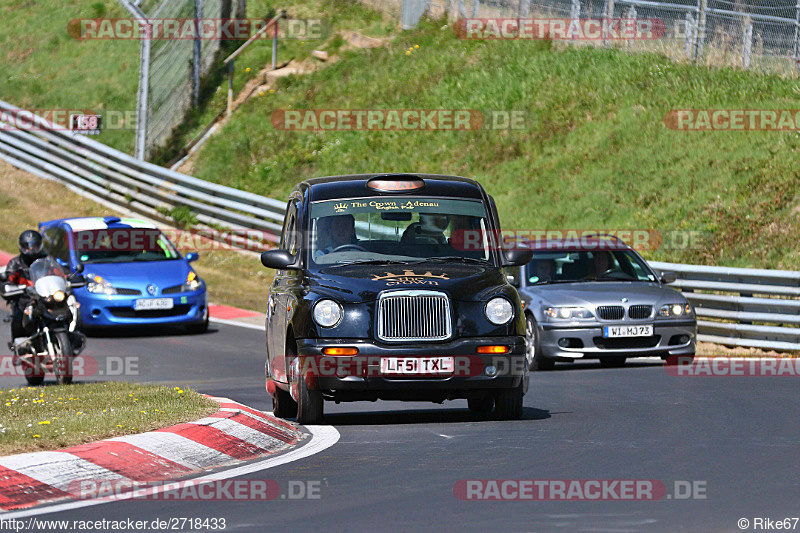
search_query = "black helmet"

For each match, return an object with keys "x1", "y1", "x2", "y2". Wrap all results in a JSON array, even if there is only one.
[{"x1": 18, "y1": 230, "x2": 44, "y2": 261}]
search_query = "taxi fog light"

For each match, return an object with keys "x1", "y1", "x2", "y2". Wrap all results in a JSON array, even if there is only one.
[
  {"x1": 313, "y1": 299, "x2": 343, "y2": 328},
  {"x1": 323, "y1": 347, "x2": 358, "y2": 356},
  {"x1": 477, "y1": 345, "x2": 510, "y2": 354}
]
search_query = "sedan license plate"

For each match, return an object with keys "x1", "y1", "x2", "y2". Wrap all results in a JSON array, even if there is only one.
[
  {"x1": 603, "y1": 324, "x2": 653, "y2": 338},
  {"x1": 134, "y1": 298, "x2": 174, "y2": 311},
  {"x1": 380, "y1": 357, "x2": 454, "y2": 375}
]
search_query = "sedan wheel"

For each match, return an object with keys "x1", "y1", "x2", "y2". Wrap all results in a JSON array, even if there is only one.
[{"x1": 526, "y1": 316, "x2": 554, "y2": 371}]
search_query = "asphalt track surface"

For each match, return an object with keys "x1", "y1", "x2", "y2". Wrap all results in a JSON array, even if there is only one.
[{"x1": 1, "y1": 306, "x2": 798, "y2": 532}]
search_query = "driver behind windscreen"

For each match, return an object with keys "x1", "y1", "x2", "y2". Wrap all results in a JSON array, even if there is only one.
[
  {"x1": 401, "y1": 213, "x2": 449, "y2": 245},
  {"x1": 590, "y1": 251, "x2": 613, "y2": 279},
  {"x1": 314, "y1": 214, "x2": 357, "y2": 259}
]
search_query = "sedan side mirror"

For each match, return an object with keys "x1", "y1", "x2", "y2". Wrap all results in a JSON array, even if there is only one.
[
  {"x1": 660, "y1": 271, "x2": 677, "y2": 284},
  {"x1": 503, "y1": 249, "x2": 534, "y2": 267},
  {"x1": 260, "y1": 250, "x2": 298, "y2": 270},
  {"x1": 185, "y1": 252, "x2": 199, "y2": 263}
]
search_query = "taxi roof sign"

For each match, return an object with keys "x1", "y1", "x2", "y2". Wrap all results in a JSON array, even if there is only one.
[{"x1": 366, "y1": 176, "x2": 425, "y2": 192}]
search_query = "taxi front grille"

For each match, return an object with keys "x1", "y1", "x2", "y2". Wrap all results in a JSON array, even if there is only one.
[{"x1": 377, "y1": 290, "x2": 451, "y2": 342}]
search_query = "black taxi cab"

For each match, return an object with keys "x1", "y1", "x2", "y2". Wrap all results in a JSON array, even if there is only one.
[{"x1": 260, "y1": 174, "x2": 533, "y2": 424}]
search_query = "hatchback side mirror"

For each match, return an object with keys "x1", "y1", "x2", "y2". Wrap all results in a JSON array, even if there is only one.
[
  {"x1": 660, "y1": 271, "x2": 677, "y2": 284},
  {"x1": 260, "y1": 250, "x2": 298, "y2": 270},
  {"x1": 503, "y1": 249, "x2": 534, "y2": 267},
  {"x1": 74, "y1": 262, "x2": 85, "y2": 274},
  {"x1": 185, "y1": 252, "x2": 199, "y2": 263}
]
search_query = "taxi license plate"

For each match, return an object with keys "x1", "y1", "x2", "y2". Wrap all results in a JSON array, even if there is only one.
[
  {"x1": 603, "y1": 325, "x2": 653, "y2": 338},
  {"x1": 134, "y1": 298, "x2": 174, "y2": 311},
  {"x1": 380, "y1": 357, "x2": 454, "y2": 375}
]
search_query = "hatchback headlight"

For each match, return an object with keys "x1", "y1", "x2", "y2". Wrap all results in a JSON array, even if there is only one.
[
  {"x1": 485, "y1": 297, "x2": 513, "y2": 325},
  {"x1": 313, "y1": 299, "x2": 343, "y2": 328},
  {"x1": 181, "y1": 271, "x2": 202, "y2": 292},
  {"x1": 658, "y1": 303, "x2": 692, "y2": 317},
  {"x1": 86, "y1": 275, "x2": 116, "y2": 295},
  {"x1": 545, "y1": 306, "x2": 594, "y2": 320}
]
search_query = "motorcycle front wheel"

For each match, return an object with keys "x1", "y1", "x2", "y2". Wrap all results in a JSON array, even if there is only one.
[{"x1": 52, "y1": 331, "x2": 74, "y2": 385}]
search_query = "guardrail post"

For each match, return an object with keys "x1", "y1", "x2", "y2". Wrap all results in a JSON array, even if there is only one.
[
  {"x1": 626, "y1": 5, "x2": 637, "y2": 48},
  {"x1": 684, "y1": 12, "x2": 695, "y2": 58},
  {"x1": 227, "y1": 60, "x2": 234, "y2": 118},
  {"x1": 742, "y1": 18, "x2": 753, "y2": 69},
  {"x1": 603, "y1": 0, "x2": 615, "y2": 47},
  {"x1": 192, "y1": 0, "x2": 202, "y2": 106},
  {"x1": 693, "y1": 0, "x2": 707, "y2": 63},
  {"x1": 570, "y1": 0, "x2": 580, "y2": 41},
  {"x1": 272, "y1": 18, "x2": 279, "y2": 70},
  {"x1": 794, "y1": 0, "x2": 800, "y2": 70}
]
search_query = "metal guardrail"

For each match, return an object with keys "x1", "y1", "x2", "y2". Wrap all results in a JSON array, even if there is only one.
[
  {"x1": 0, "y1": 100, "x2": 284, "y2": 244},
  {"x1": 649, "y1": 261, "x2": 800, "y2": 351},
  {"x1": 1, "y1": 101, "x2": 799, "y2": 351}
]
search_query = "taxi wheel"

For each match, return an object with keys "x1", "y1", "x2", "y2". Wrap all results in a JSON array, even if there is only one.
[
  {"x1": 272, "y1": 387, "x2": 297, "y2": 419},
  {"x1": 467, "y1": 395, "x2": 494, "y2": 417},
  {"x1": 296, "y1": 374, "x2": 324, "y2": 425},
  {"x1": 494, "y1": 380, "x2": 524, "y2": 420}
]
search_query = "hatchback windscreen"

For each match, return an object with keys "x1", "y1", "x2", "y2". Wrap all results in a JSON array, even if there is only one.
[
  {"x1": 308, "y1": 197, "x2": 492, "y2": 266},
  {"x1": 74, "y1": 229, "x2": 181, "y2": 263},
  {"x1": 526, "y1": 250, "x2": 657, "y2": 283}
]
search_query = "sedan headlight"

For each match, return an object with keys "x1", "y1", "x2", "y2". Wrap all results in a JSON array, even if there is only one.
[
  {"x1": 313, "y1": 299, "x2": 343, "y2": 328},
  {"x1": 485, "y1": 297, "x2": 513, "y2": 325},
  {"x1": 545, "y1": 306, "x2": 594, "y2": 320},
  {"x1": 86, "y1": 275, "x2": 116, "y2": 295},
  {"x1": 658, "y1": 303, "x2": 692, "y2": 318}
]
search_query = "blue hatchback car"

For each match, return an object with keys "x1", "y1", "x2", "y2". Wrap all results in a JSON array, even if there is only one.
[{"x1": 38, "y1": 216, "x2": 208, "y2": 332}]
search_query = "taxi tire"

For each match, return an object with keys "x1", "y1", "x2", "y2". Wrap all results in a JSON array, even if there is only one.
[
  {"x1": 296, "y1": 374, "x2": 324, "y2": 425},
  {"x1": 494, "y1": 380, "x2": 524, "y2": 420},
  {"x1": 468, "y1": 395, "x2": 494, "y2": 417},
  {"x1": 272, "y1": 386, "x2": 297, "y2": 419}
]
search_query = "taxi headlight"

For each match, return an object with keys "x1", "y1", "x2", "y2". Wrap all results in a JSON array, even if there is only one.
[
  {"x1": 313, "y1": 299, "x2": 343, "y2": 328},
  {"x1": 485, "y1": 297, "x2": 513, "y2": 325}
]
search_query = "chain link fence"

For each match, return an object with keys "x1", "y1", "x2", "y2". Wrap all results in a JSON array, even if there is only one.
[
  {"x1": 380, "y1": 0, "x2": 800, "y2": 74},
  {"x1": 119, "y1": 0, "x2": 246, "y2": 160}
]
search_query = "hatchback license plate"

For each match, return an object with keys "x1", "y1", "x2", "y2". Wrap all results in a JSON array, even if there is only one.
[
  {"x1": 380, "y1": 357, "x2": 454, "y2": 375},
  {"x1": 134, "y1": 298, "x2": 174, "y2": 311},
  {"x1": 603, "y1": 324, "x2": 653, "y2": 338}
]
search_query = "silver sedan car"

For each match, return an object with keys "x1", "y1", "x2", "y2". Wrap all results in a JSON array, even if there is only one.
[{"x1": 513, "y1": 239, "x2": 696, "y2": 370}]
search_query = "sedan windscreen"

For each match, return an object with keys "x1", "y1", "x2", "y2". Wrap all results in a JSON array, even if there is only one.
[{"x1": 526, "y1": 250, "x2": 657, "y2": 283}]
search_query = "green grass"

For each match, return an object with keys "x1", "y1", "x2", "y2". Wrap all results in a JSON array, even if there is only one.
[
  {"x1": 1, "y1": 0, "x2": 140, "y2": 153},
  {"x1": 0, "y1": 382, "x2": 218, "y2": 455},
  {"x1": 188, "y1": 16, "x2": 800, "y2": 269}
]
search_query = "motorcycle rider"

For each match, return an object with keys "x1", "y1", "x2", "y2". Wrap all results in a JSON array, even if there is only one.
[{"x1": 2, "y1": 230, "x2": 47, "y2": 341}]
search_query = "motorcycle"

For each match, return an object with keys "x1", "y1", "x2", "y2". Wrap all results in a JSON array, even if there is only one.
[{"x1": 2, "y1": 257, "x2": 87, "y2": 385}]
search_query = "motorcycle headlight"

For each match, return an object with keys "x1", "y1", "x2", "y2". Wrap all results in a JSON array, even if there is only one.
[
  {"x1": 545, "y1": 306, "x2": 594, "y2": 320},
  {"x1": 52, "y1": 290, "x2": 66, "y2": 303},
  {"x1": 485, "y1": 297, "x2": 513, "y2": 325},
  {"x1": 183, "y1": 271, "x2": 202, "y2": 292},
  {"x1": 86, "y1": 275, "x2": 116, "y2": 295},
  {"x1": 313, "y1": 299, "x2": 343, "y2": 328},
  {"x1": 658, "y1": 303, "x2": 692, "y2": 317}
]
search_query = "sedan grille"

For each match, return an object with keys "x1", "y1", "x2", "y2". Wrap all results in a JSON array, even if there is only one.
[
  {"x1": 628, "y1": 305, "x2": 653, "y2": 320},
  {"x1": 596, "y1": 305, "x2": 625, "y2": 321},
  {"x1": 377, "y1": 290, "x2": 451, "y2": 342}
]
